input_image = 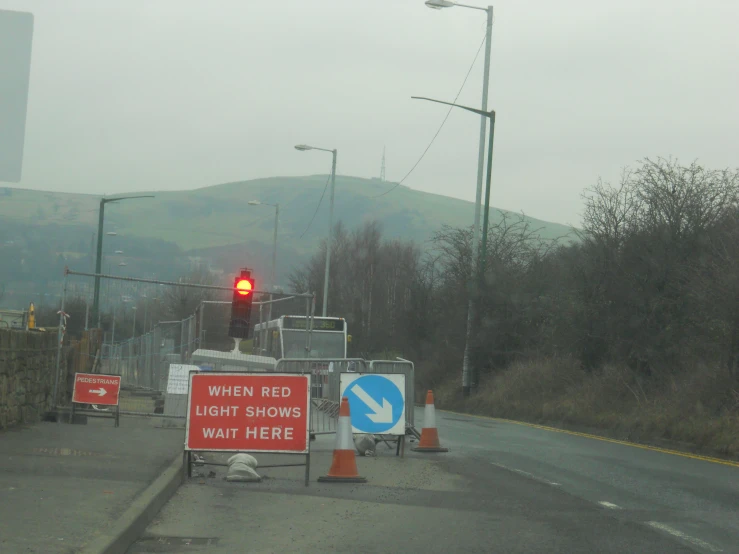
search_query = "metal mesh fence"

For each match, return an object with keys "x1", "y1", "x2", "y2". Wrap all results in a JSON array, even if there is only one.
[
  {"x1": 55, "y1": 270, "x2": 416, "y2": 433},
  {"x1": 58, "y1": 270, "x2": 314, "y2": 420}
]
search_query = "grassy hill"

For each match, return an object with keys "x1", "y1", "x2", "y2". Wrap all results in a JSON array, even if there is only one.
[{"x1": 1, "y1": 175, "x2": 574, "y2": 251}]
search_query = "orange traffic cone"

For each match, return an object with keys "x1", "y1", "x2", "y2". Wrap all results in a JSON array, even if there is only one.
[
  {"x1": 318, "y1": 397, "x2": 367, "y2": 483},
  {"x1": 412, "y1": 390, "x2": 448, "y2": 453}
]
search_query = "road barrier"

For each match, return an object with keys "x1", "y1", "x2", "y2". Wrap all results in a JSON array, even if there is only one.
[
  {"x1": 275, "y1": 358, "x2": 366, "y2": 435},
  {"x1": 55, "y1": 268, "x2": 313, "y2": 424},
  {"x1": 55, "y1": 268, "x2": 417, "y2": 440},
  {"x1": 274, "y1": 357, "x2": 415, "y2": 438}
]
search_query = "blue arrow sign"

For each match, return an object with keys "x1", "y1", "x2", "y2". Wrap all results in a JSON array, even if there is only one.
[{"x1": 342, "y1": 374, "x2": 405, "y2": 434}]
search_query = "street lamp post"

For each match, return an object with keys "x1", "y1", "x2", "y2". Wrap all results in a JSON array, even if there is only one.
[
  {"x1": 142, "y1": 295, "x2": 148, "y2": 336},
  {"x1": 111, "y1": 302, "x2": 117, "y2": 344},
  {"x1": 424, "y1": 0, "x2": 493, "y2": 397},
  {"x1": 131, "y1": 306, "x2": 137, "y2": 338},
  {"x1": 248, "y1": 200, "x2": 280, "y2": 321},
  {"x1": 92, "y1": 195, "x2": 154, "y2": 327},
  {"x1": 295, "y1": 144, "x2": 337, "y2": 317},
  {"x1": 412, "y1": 96, "x2": 496, "y2": 396}
]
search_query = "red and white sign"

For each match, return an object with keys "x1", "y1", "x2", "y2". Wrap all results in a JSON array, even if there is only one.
[
  {"x1": 185, "y1": 372, "x2": 311, "y2": 453},
  {"x1": 72, "y1": 373, "x2": 121, "y2": 406}
]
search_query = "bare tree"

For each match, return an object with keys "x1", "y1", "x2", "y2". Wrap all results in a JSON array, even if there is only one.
[
  {"x1": 161, "y1": 265, "x2": 222, "y2": 321},
  {"x1": 580, "y1": 170, "x2": 641, "y2": 250},
  {"x1": 635, "y1": 157, "x2": 739, "y2": 239}
]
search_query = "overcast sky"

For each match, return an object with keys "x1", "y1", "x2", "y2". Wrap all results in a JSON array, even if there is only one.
[{"x1": 2, "y1": 0, "x2": 737, "y2": 226}]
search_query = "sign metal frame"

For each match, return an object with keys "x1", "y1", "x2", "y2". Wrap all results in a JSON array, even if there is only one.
[{"x1": 183, "y1": 371, "x2": 312, "y2": 486}]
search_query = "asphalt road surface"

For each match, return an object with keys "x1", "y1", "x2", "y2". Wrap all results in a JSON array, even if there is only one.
[
  {"x1": 127, "y1": 408, "x2": 738, "y2": 553},
  {"x1": 435, "y1": 409, "x2": 738, "y2": 553}
]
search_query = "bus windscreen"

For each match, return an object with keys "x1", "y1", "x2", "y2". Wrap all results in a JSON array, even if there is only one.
[
  {"x1": 283, "y1": 317, "x2": 345, "y2": 332},
  {"x1": 282, "y1": 330, "x2": 345, "y2": 358}
]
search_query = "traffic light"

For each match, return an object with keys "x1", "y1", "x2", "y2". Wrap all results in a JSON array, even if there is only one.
[{"x1": 228, "y1": 269, "x2": 255, "y2": 339}]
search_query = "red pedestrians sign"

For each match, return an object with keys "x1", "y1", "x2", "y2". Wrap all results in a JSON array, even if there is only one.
[
  {"x1": 72, "y1": 373, "x2": 121, "y2": 406},
  {"x1": 185, "y1": 372, "x2": 310, "y2": 454}
]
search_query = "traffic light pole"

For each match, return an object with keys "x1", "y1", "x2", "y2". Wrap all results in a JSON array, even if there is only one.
[
  {"x1": 269, "y1": 203, "x2": 279, "y2": 322},
  {"x1": 65, "y1": 268, "x2": 312, "y2": 298},
  {"x1": 92, "y1": 198, "x2": 105, "y2": 327}
]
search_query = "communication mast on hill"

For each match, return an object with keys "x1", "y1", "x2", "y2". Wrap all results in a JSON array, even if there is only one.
[{"x1": 380, "y1": 146, "x2": 386, "y2": 181}]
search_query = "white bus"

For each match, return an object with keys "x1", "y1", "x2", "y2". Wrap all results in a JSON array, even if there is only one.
[{"x1": 252, "y1": 315, "x2": 348, "y2": 359}]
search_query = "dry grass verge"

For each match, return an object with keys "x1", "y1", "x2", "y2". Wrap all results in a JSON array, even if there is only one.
[{"x1": 427, "y1": 357, "x2": 739, "y2": 459}]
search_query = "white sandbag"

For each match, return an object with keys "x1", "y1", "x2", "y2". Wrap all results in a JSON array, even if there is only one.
[
  {"x1": 227, "y1": 453, "x2": 258, "y2": 469},
  {"x1": 226, "y1": 462, "x2": 261, "y2": 482},
  {"x1": 226, "y1": 453, "x2": 260, "y2": 482}
]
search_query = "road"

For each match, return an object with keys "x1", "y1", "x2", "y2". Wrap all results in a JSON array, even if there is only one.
[
  {"x1": 127, "y1": 408, "x2": 738, "y2": 553},
  {"x1": 437, "y1": 409, "x2": 738, "y2": 553}
]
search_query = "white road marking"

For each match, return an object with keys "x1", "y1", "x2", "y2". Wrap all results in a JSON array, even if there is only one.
[
  {"x1": 646, "y1": 522, "x2": 723, "y2": 552},
  {"x1": 598, "y1": 501, "x2": 621, "y2": 509},
  {"x1": 490, "y1": 462, "x2": 561, "y2": 486}
]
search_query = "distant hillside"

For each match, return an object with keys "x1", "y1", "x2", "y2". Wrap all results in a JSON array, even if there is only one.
[
  {"x1": 1, "y1": 175, "x2": 573, "y2": 248},
  {"x1": 0, "y1": 176, "x2": 575, "y2": 308}
]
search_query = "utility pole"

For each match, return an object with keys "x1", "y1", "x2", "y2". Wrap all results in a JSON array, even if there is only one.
[
  {"x1": 271, "y1": 203, "x2": 279, "y2": 320},
  {"x1": 91, "y1": 195, "x2": 154, "y2": 327},
  {"x1": 411, "y1": 95, "x2": 497, "y2": 394},
  {"x1": 294, "y1": 144, "x2": 338, "y2": 316},
  {"x1": 325, "y1": 149, "x2": 337, "y2": 317},
  {"x1": 424, "y1": 0, "x2": 494, "y2": 396},
  {"x1": 247, "y1": 200, "x2": 280, "y2": 321}
]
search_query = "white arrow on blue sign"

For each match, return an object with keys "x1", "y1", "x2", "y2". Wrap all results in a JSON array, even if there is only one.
[{"x1": 339, "y1": 373, "x2": 406, "y2": 436}]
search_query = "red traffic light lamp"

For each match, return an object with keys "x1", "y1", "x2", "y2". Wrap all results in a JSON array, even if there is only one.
[
  {"x1": 228, "y1": 269, "x2": 255, "y2": 340},
  {"x1": 235, "y1": 278, "x2": 253, "y2": 296}
]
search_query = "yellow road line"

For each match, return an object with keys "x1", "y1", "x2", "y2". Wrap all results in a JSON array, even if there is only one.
[{"x1": 437, "y1": 408, "x2": 739, "y2": 468}]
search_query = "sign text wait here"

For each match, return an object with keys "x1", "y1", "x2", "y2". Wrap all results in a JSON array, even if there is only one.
[{"x1": 185, "y1": 373, "x2": 310, "y2": 453}]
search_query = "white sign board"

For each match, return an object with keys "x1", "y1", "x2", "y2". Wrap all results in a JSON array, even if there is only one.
[
  {"x1": 167, "y1": 364, "x2": 199, "y2": 394},
  {"x1": 339, "y1": 373, "x2": 406, "y2": 436}
]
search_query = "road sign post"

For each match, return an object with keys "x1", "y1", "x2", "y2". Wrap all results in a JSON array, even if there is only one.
[
  {"x1": 71, "y1": 373, "x2": 122, "y2": 427},
  {"x1": 340, "y1": 373, "x2": 406, "y2": 436},
  {"x1": 185, "y1": 372, "x2": 312, "y2": 486}
]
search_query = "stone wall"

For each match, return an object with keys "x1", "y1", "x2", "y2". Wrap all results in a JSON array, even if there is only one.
[{"x1": 0, "y1": 328, "x2": 59, "y2": 429}]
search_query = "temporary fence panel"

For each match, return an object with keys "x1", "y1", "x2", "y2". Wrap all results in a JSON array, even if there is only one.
[
  {"x1": 368, "y1": 360, "x2": 415, "y2": 427},
  {"x1": 274, "y1": 358, "x2": 416, "y2": 434},
  {"x1": 275, "y1": 358, "x2": 367, "y2": 435},
  {"x1": 55, "y1": 269, "x2": 314, "y2": 425}
]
